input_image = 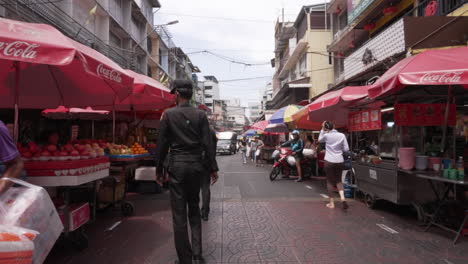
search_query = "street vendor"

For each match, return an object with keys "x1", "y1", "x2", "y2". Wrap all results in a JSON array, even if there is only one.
[{"x1": 0, "y1": 120, "x2": 24, "y2": 194}]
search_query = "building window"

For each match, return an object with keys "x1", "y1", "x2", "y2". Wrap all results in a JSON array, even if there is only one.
[
  {"x1": 109, "y1": 31, "x2": 122, "y2": 48},
  {"x1": 205, "y1": 94, "x2": 213, "y2": 98},
  {"x1": 204, "y1": 86, "x2": 213, "y2": 90},
  {"x1": 206, "y1": 103, "x2": 213, "y2": 107},
  {"x1": 299, "y1": 54, "x2": 307, "y2": 74}
]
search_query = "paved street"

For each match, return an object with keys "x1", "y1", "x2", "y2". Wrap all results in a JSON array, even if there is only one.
[{"x1": 46, "y1": 154, "x2": 468, "y2": 264}]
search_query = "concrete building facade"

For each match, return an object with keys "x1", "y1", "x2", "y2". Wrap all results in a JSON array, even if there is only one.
[
  {"x1": 326, "y1": 0, "x2": 468, "y2": 88},
  {"x1": 269, "y1": 4, "x2": 333, "y2": 110}
]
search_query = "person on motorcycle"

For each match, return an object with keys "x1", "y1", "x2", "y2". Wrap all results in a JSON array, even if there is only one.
[{"x1": 280, "y1": 130, "x2": 305, "y2": 182}]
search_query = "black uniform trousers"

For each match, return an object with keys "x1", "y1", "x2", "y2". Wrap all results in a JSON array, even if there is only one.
[
  {"x1": 168, "y1": 160, "x2": 204, "y2": 264},
  {"x1": 200, "y1": 168, "x2": 211, "y2": 216}
]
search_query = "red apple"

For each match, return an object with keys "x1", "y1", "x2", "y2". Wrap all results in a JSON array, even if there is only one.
[
  {"x1": 70, "y1": 150, "x2": 80, "y2": 156},
  {"x1": 41, "y1": 151, "x2": 51, "y2": 157},
  {"x1": 22, "y1": 152, "x2": 32, "y2": 159},
  {"x1": 28, "y1": 143, "x2": 40, "y2": 154},
  {"x1": 76, "y1": 145, "x2": 85, "y2": 152},
  {"x1": 64, "y1": 144, "x2": 74, "y2": 152},
  {"x1": 46, "y1": 145, "x2": 56, "y2": 152}
]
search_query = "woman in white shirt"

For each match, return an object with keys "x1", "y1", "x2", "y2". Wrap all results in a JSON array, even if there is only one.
[{"x1": 318, "y1": 121, "x2": 350, "y2": 210}]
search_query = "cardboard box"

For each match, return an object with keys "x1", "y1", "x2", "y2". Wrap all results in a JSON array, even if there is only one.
[{"x1": 58, "y1": 203, "x2": 90, "y2": 232}]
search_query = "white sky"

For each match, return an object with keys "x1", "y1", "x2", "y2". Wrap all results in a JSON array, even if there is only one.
[{"x1": 156, "y1": 0, "x2": 328, "y2": 106}]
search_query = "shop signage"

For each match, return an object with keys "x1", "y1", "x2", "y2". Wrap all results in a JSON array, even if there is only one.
[
  {"x1": 347, "y1": 0, "x2": 378, "y2": 24},
  {"x1": 97, "y1": 64, "x2": 122, "y2": 83},
  {"x1": 348, "y1": 109, "x2": 381, "y2": 132},
  {"x1": 369, "y1": 169, "x2": 377, "y2": 180},
  {"x1": 394, "y1": 104, "x2": 456, "y2": 126},
  {"x1": 0, "y1": 41, "x2": 39, "y2": 59}
]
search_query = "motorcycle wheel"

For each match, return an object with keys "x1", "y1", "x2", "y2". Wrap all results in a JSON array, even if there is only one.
[{"x1": 269, "y1": 166, "x2": 280, "y2": 181}]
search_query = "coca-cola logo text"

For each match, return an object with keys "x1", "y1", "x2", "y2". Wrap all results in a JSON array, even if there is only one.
[
  {"x1": 0, "y1": 41, "x2": 39, "y2": 59},
  {"x1": 97, "y1": 64, "x2": 122, "y2": 83},
  {"x1": 420, "y1": 72, "x2": 462, "y2": 84}
]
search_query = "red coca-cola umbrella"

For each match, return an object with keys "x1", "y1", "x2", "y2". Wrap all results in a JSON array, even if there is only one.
[
  {"x1": 0, "y1": 18, "x2": 133, "y2": 109},
  {"x1": 109, "y1": 70, "x2": 174, "y2": 111},
  {"x1": 292, "y1": 86, "x2": 370, "y2": 129},
  {"x1": 0, "y1": 18, "x2": 133, "y2": 140},
  {"x1": 368, "y1": 46, "x2": 468, "y2": 98}
]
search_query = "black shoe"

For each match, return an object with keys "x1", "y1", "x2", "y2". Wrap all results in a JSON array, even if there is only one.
[
  {"x1": 342, "y1": 201, "x2": 349, "y2": 210},
  {"x1": 295, "y1": 178, "x2": 304, "y2": 182},
  {"x1": 193, "y1": 255, "x2": 206, "y2": 263},
  {"x1": 202, "y1": 214, "x2": 208, "y2": 221}
]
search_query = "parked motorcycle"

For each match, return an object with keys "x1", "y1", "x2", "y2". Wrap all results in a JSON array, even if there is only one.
[{"x1": 270, "y1": 147, "x2": 315, "y2": 181}]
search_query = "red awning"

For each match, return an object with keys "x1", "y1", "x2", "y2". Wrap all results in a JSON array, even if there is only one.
[
  {"x1": 0, "y1": 18, "x2": 134, "y2": 109},
  {"x1": 368, "y1": 46, "x2": 468, "y2": 98},
  {"x1": 292, "y1": 86, "x2": 370, "y2": 129}
]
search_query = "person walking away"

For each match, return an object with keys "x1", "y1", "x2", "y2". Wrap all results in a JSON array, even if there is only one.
[
  {"x1": 318, "y1": 121, "x2": 349, "y2": 210},
  {"x1": 255, "y1": 136, "x2": 265, "y2": 167},
  {"x1": 249, "y1": 137, "x2": 258, "y2": 163},
  {"x1": 201, "y1": 127, "x2": 218, "y2": 221},
  {"x1": 0, "y1": 120, "x2": 24, "y2": 194},
  {"x1": 281, "y1": 130, "x2": 305, "y2": 182},
  {"x1": 239, "y1": 137, "x2": 247, "y2": 164},
  {"x1": 156, "y1": 80, "x2": 219, "y2": 264}
]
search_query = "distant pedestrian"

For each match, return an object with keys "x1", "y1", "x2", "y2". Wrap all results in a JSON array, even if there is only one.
[
  {"x1": 201, "y1": 126, "x2": 218, "y2": 222},
  {"x1": 156, "y1": 80, "x2": 219, "y2": 264},
  {"x1": 318, "y1": 121, "x2": 349, "y2": 210},
  {"x1": 254, "y1": 136, "x2": 264, "y2": 167},
  {"x1": 239, "y1": 137, "x2": 247, "y2": 164},
  {"x1": 249, "y1": 137, "x2": 258, "y2": 163}
]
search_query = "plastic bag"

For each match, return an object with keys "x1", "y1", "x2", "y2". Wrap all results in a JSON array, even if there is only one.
[
  {"x1": 302, "y1": 149, "x2": 316, "y2": 158},
  {"x1": 255, "y1": 149, "x2": 261, "y2": 157},
  {"x1": 0, "y1": 178, "x2": 63, "y2": 264},
  {"x1": 0, "y1": 225, "x2": 38, "y2": 264}
]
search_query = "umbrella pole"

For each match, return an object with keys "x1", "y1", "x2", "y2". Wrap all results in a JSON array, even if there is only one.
[
  {"x1": 112, "y1": 105, "x2": 116, "y2": 143},
  {"x1": 13, "y1": 62, "x2": 20, "y2": 143},
  {"x1": 440, "y1": 85, "x2": 452, "y2": 154}
]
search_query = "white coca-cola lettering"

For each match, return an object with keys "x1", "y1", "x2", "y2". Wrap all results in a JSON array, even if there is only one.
[
  {"x1": 420, "y1": 72, "x2": 462, "y2": 84},
  {"x1": 97, "y1": 64, "x2": 122, "y2": 83},
  {"x1": 0, "y1": 41, "x2": 38, "y2": 59}
]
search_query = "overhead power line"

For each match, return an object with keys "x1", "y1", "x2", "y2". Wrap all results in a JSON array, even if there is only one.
[
  {"x1": 218, "y1": 76, "x2": 273, "y2": 82},
  {"x1": 159, "y1": 12, "x2": 274, "y2": 23}
]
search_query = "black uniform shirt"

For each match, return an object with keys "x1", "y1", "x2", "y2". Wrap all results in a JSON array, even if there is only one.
[{"x1": 155, "y1": 102, "x2": 218, "y2": 173}]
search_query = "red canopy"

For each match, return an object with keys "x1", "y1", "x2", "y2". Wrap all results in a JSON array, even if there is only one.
[
  {"x1": 0, "y1": 18, "x2": 134, "y2": 109},
  {"x1": 292, "y1": 86, "x2": 370, "y2": 129},
  {"x1": 107, "y1": 70, "x2": 174, "y2": 111},
  {"x1": 368, "y1": 46, "x2": 468, "y2": 98},
  {"x1": 250, "y1": 120, "x2": 269, "y2": 132}
]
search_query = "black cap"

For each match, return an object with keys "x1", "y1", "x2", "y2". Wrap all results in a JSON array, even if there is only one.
[{"x1": 170, "y1": 79, "x2": 193, "y2": 94}]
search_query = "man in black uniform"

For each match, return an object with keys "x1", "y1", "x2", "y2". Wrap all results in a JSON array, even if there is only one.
[
  {"x1": 156, "y1": 80, "x2": 219, "y2": 264},
  {"x1": 201, "y1": 126, "x2": 218, "y2": 221}
]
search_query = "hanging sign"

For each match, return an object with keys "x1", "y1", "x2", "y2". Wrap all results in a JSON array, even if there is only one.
[
  {"x1": 394, "y1": 104, "x2": 456, "y2": 126},
  {"x1": 348, "y1": 109, "x2": 381, "y2": 132}
]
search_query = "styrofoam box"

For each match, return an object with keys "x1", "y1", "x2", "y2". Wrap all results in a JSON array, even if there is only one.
[{"x1": 135, "y1": 167, "x2": 156, "y2": 181}]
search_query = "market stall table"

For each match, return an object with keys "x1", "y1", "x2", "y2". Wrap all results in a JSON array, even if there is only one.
[
  {"x1": 416, "y1": 173, "x2": 468, "y2": 244},
  {"x1": 25, "y1": 157, "x2": 110, "y2": 250}
]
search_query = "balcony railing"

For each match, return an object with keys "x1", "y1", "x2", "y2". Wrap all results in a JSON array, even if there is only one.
[{"x1": 417, "y1": 0, "x2": 466, "y2": 16}]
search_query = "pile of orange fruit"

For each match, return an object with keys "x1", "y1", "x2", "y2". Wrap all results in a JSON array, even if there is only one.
[{"x1": 131, "y1": 143, "x2": 148, "y2": 155}]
